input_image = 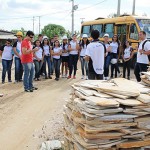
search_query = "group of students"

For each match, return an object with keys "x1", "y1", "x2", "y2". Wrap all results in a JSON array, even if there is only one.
[{"x1": 0, "y1": 29, "x2": 150, "y2": 91}]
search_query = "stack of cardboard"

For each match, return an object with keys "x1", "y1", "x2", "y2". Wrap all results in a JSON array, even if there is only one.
[
  {"x1": 63, "y1": 78, "x2": 150, "y2": 150},
  {"x1": 141, "y1": 72, "x2": 150, "y2": 86}
]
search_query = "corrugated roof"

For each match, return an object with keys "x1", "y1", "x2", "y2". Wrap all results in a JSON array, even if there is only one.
[{"x1": 0, "y1": 34, "x2": 17, "y2": 39}]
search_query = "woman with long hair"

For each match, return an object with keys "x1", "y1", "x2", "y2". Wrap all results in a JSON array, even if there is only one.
[
  {"x1": 122, "y1": 40, "x2": 133, "y2": 80},
  {"x1": 79, "y1": 34, "x2": 90, "y2": 80},
  {"x1": 51, "y1": 40, "x2": 62, "y2": 81},
  {"x1": 42, "y1": 38, "x2": 52, "y2": 79},
  {"x1": 33, "y1": 40, "x2": 44, "y2": 81},
  {"x1": 61, "y1": 36, "x2": 69, "y2": 78},
  {"x1": 68, "y1": 34, "x2": 80, "y2": 79},
  {"x1": 110, "y1": 34, "x2": 121, "y2": 78}
]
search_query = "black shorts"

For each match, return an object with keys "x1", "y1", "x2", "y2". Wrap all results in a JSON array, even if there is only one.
[{"x1": 61, "y1": 56, "x2": 69, "y2": 63}]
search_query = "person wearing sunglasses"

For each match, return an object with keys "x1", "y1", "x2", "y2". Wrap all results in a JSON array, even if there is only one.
[
  {"x1": 21, "y1": 31, "x2": 38, "y2": 92},
  {"x1": 13, "y1": 31, "x2": 23, "y2": 83},
  {"x1": 0, "y1": 39, "x2": 13, "y2": 84}
]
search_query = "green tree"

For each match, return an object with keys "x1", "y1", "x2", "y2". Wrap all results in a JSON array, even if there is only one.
[
  {"x1": 41, "y1": 24, "x2": 66, "y2": 39},
  {"x1": 11, "y1": 27, "x2": 26, "y2": 37}
]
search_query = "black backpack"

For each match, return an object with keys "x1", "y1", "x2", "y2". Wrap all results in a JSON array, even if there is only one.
[{"x1": 142, "y1": 40, "x2": 150, "y2": 61}]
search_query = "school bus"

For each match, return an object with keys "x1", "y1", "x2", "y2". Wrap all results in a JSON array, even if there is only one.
[{"x1": 81, "y1": 15, "x2": 150, "y2": 68}]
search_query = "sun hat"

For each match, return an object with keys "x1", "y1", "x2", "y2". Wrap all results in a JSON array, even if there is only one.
[{"x1": 16, "y1": 31, "x2": 23, "y2": 37}]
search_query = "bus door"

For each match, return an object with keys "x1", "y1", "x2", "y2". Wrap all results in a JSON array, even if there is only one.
[{"x1": 116, "y1": 24, "x2": 128, "y2": 45}]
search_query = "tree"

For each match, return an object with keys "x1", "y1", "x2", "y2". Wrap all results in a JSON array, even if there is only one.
[
  {"x1": 11, "y1": 27, "x2": 26, "y2": 37},
  {"x1": 65, "y1": 30, "x2": 80, "y2": 39},
  {"x1": 41, "y1": 24, "x2": 66, "y2": 39}
]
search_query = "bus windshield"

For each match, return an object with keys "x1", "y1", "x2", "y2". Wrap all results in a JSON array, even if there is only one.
[{"x1": 136, "y1": 19, "x2": 150, "y2": 39}]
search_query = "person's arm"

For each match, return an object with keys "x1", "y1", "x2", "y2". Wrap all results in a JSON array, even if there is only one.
[
  {"x1": 139, "y1": 49, "x2": 150, "y2": 55},
  {"x1": 22, "y1": 47, "x2": 38, "y2": 55},
  {"x1": 0, "y1": 50, "x2": 2, "y2": 56},
  {"x1": 68, "y1": 44, "x2": 72, "y2": 52},
  {"x1": 13, "y1": 42, "x2": 20, "y2": 58},
  {"x1": 84, "y1": 45, "x2": 90, "y2": 62},
  {"x1": 33, "y1": 52, "x2": 40, "y2": 61},
  {"x1": 0, "y1": 45, "x2": 4, "y2": 56}
]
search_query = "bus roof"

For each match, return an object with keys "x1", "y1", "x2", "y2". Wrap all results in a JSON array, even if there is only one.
[{"x1": 82, "y1": 15, "x2": 150, "y2": 26}]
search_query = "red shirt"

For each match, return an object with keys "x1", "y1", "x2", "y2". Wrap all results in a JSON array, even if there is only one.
[{"x1": 21, "y1": 39, "x2": 33, "y2": 63}]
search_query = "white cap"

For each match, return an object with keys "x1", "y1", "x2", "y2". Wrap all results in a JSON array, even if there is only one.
[
  {"x1": 103, "y1": 33, "x2": 109, "y2": 37},
  {"x1": 82, "y1": 34, "x2": 88, "y2": 38},
  {"x1": 62, "y1": 35, "x2": 68, "y2": 40},
  {"x1": 43, "y1": 36, "x2": 48, "y2": 40}
]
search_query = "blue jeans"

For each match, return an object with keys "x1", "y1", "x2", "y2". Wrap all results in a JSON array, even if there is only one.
[
  {"x1": 15, "y1": 57, "x2": 23, "y2": 81},
  {"x1": 53, "y1": 58, "x2": 61, "y2": 78},
  {"x1": 2, "y1": 59, "x2": 12, "y2": 82},
  {"x1": 22, "y1": 63, "x2": 35, "y2": 90},
  {"x1": 104, "y1": 55, "x2": 111, "y2": 77},
  {"x1": 34, "y1": 60, "x2": 43, "y2": 79},
  {"x1": 44, "y1": 56, "x2": 51, "y2": 77},
  {"x1": 50, "y1": 58, "x2": 54, "y2": 74},
  {"x1": 80, "y1": 56, "x2": 88, "y2": 76}
]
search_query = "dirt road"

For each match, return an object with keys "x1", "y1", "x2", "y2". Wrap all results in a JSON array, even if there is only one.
[{"x1": 0, "y1": 72, "x2": 81, "y2": 150}]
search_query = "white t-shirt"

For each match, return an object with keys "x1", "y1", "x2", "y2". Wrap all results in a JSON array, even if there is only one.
[
  {"x1": 53, "y1": 47, "x2": 62, "y2": 59},
  {"x1": 43, "y1": 45, "x2": 50, "y2": 56},
  {"x1": 137, "y1": 39, "x2": 150, "y2": 64},
  {"x1": 34, "y1": 47, "x2": 43, "y2": 60},
  {"x1": 124, "y1": 46, "x2": 132, "y2": 59},
  {"x1": 80, "y1": 44, "x2": 87, "y2": 57},
  {"x1": 69, "y1": 40, "x2": 78, "y2": 55},
  {"x1": 13, "y1": 41, "x2": 22, "y2": 58},
  {"x1": 104, "y1": 43, "x2": 111, "y2": 56},
  {"x1": 110, "y1": 42, "x2": 119, "y2": 54},
  {"x1": 61, "y1": 44, "x2": 69, "y2": 57},
  {"x1": 85, "y1": 42, "x2": 104, "y2": 74},
  {"x1": 2, "y1": 46, "x2": 13, "y2": 60}
]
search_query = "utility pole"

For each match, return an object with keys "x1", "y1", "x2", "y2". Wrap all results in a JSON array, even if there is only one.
[
  {"x1": 71, "y1": 0, "x2": 74, "y2": 35},
  {"x1": 39, "y1": 16, "x2": 41, "y2": 34},
  {"x1": 117, "y1": 0, "x2": 121, "y2": 17},
  {"x1": 132, "y1": 0, "x2": 136, "y2": 15},
  {"x1": 70, "y1": 0, "x2": 78, "y2": 35},
  {"x1": 33, "y1": 16, "x2": 35, "y2": 33}
]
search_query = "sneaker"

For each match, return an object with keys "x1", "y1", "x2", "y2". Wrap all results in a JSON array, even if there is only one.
[
  {"x1": 55, "y1": 78, "x2": 59, "y2": 81},
  {"x1": 86, "y1": 76, "x2": 88, "y2": 80},
  {"x1": 24, "y1": 89, "x2": 30, "y2": 92},
  {"x1": 45, "y1": 76, "x2": 48, "y2": 79},
  {"x1": 37, "y1": 78, "x2": 41, "y2": 81},
  {"x1": 19, "y1": 79, "x2": 23, "y2": 82},
  {"x1": 8, "y1": 80, "x2": 12, "y2": 82},
  {"x1": 73, "y1": 76, "x2": 76, "y2": 79},
  {"x1": 14, "y1": 80, "x2": 19, "y2": 83},
  {"x1": 81, "y1": 75, "x2": 84, "y2": 79},
  {"x1": 65, "y1": 74, "x2": 68, "y2": 78},
  {"x1": 48, "y1": 76, "x2": 52, "y2": 79},
  {"x1": 62, "y1": 75, "x2": 65, "y2": 78},
  {"x1": 32, "y1": 87, "x2": 38, "y2": 90},
  {"x1": 29, "y1": 89, "x2": 33, "y2": 92},
  {"x1": 118, "y1": 73, "x2": 122, "y2": 77},
  {"x1": 67, "y1": 75, "x2": 71, "y2": 79},
  {"x1": 127, "y1": 76, "x2": 130, "y2": 80},
  {"x1": 2, "y1": 81, "x2": 5, "y2": 84}
]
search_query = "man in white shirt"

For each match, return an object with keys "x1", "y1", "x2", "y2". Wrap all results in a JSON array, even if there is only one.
[
  {"x1": 134, "y1": 31, "x2": 150, "y2": 82},
  {"x1": 85, "y1": 30, "x2": 106, "y2": 80}
]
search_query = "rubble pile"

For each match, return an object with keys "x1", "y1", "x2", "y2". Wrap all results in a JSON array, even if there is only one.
[{"x1": 63, "y1": 78, "x2": 150, "y2": 150}]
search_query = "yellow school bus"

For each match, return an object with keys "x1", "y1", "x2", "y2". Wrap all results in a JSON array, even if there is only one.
[{"x1": 81, "y1": 15, "x2": 150, "y2": 67}]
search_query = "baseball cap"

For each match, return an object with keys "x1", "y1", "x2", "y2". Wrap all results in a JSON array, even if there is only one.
[
  {"x1": 62, "y1": 35, "x2": 68, "y2": 40},
  {"x1": 103, "y1": 33, "x2": 109, "y2": 37},
  {"x1": 82, "y1": 34, "x2": 88, "y2": 38}
]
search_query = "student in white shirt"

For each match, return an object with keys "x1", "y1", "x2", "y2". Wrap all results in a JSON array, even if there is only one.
[
  {"x1": 0, "y1": 39, "x2": 13, "y2": 84},
  {"x1": 110, "y1": 35, "x2": 121, "y2": 78},
  {"x1": 85, "y1": 30, "x2": 106, "y2": 80},
  {"x1": 103, "y1": 33, "x2": 111, "y2": 80},
  {"x1": 13, "y1": 31, "x2": 23, "y2": 83},
  {"x1": 123, "y1": 41, "x2": 133, "y2": 80},
  {"x1": 134, "y1": 31, "x2": 150, "y2": 82},
  {"x1": 51, "y1": 40, "x2": 62, "y2": 81},
  {"x1": 42, "y1": 38, "x2": 52, "y2": 79},
  {"x1": 68, "y1": 34, "x2": 80, "y2": 79},
  {"x1": 79, "y1": 34, "x2": 90, "y2": 80},
  {"x1": 61, "y1": 36, "x2": 69, "y2": 78},
  {"x1": 33, "y1": 40, "x2": 44, "y2": 81}
]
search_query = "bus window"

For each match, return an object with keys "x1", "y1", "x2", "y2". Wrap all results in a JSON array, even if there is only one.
[
  {"x1": 92, "y1": 24, "x2": 103, "y2": 37},
  {"x1": 104, "y1": 24, "x2": 114, "y2": 38},
  {"x1": 82, "y1": 25, "x2": 91, "y2": 37},
  {"x1": 130, "y1": 24, "x2": 138, "y2": 40}
]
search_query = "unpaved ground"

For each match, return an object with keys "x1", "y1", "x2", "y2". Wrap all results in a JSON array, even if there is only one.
[{"x1": 0, "y1": 63, "x2": 135, "y2": 150}]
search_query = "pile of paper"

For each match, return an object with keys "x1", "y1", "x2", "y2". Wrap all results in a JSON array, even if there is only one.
[
  {"x1": 141, "y1": 71, "x2": 150, "y2": 86},
  {"x1": 63, "y1": 78, "x2": 150, "y2": 150}
]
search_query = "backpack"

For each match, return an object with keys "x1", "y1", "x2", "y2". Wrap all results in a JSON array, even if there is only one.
[{"x1": 142, "y1": 40, "x2": 150, "y2": 61}]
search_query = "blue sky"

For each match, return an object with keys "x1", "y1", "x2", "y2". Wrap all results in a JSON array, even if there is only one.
[{"x1": 0, "y1": 0, "x2": 150, "y2": 34}]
